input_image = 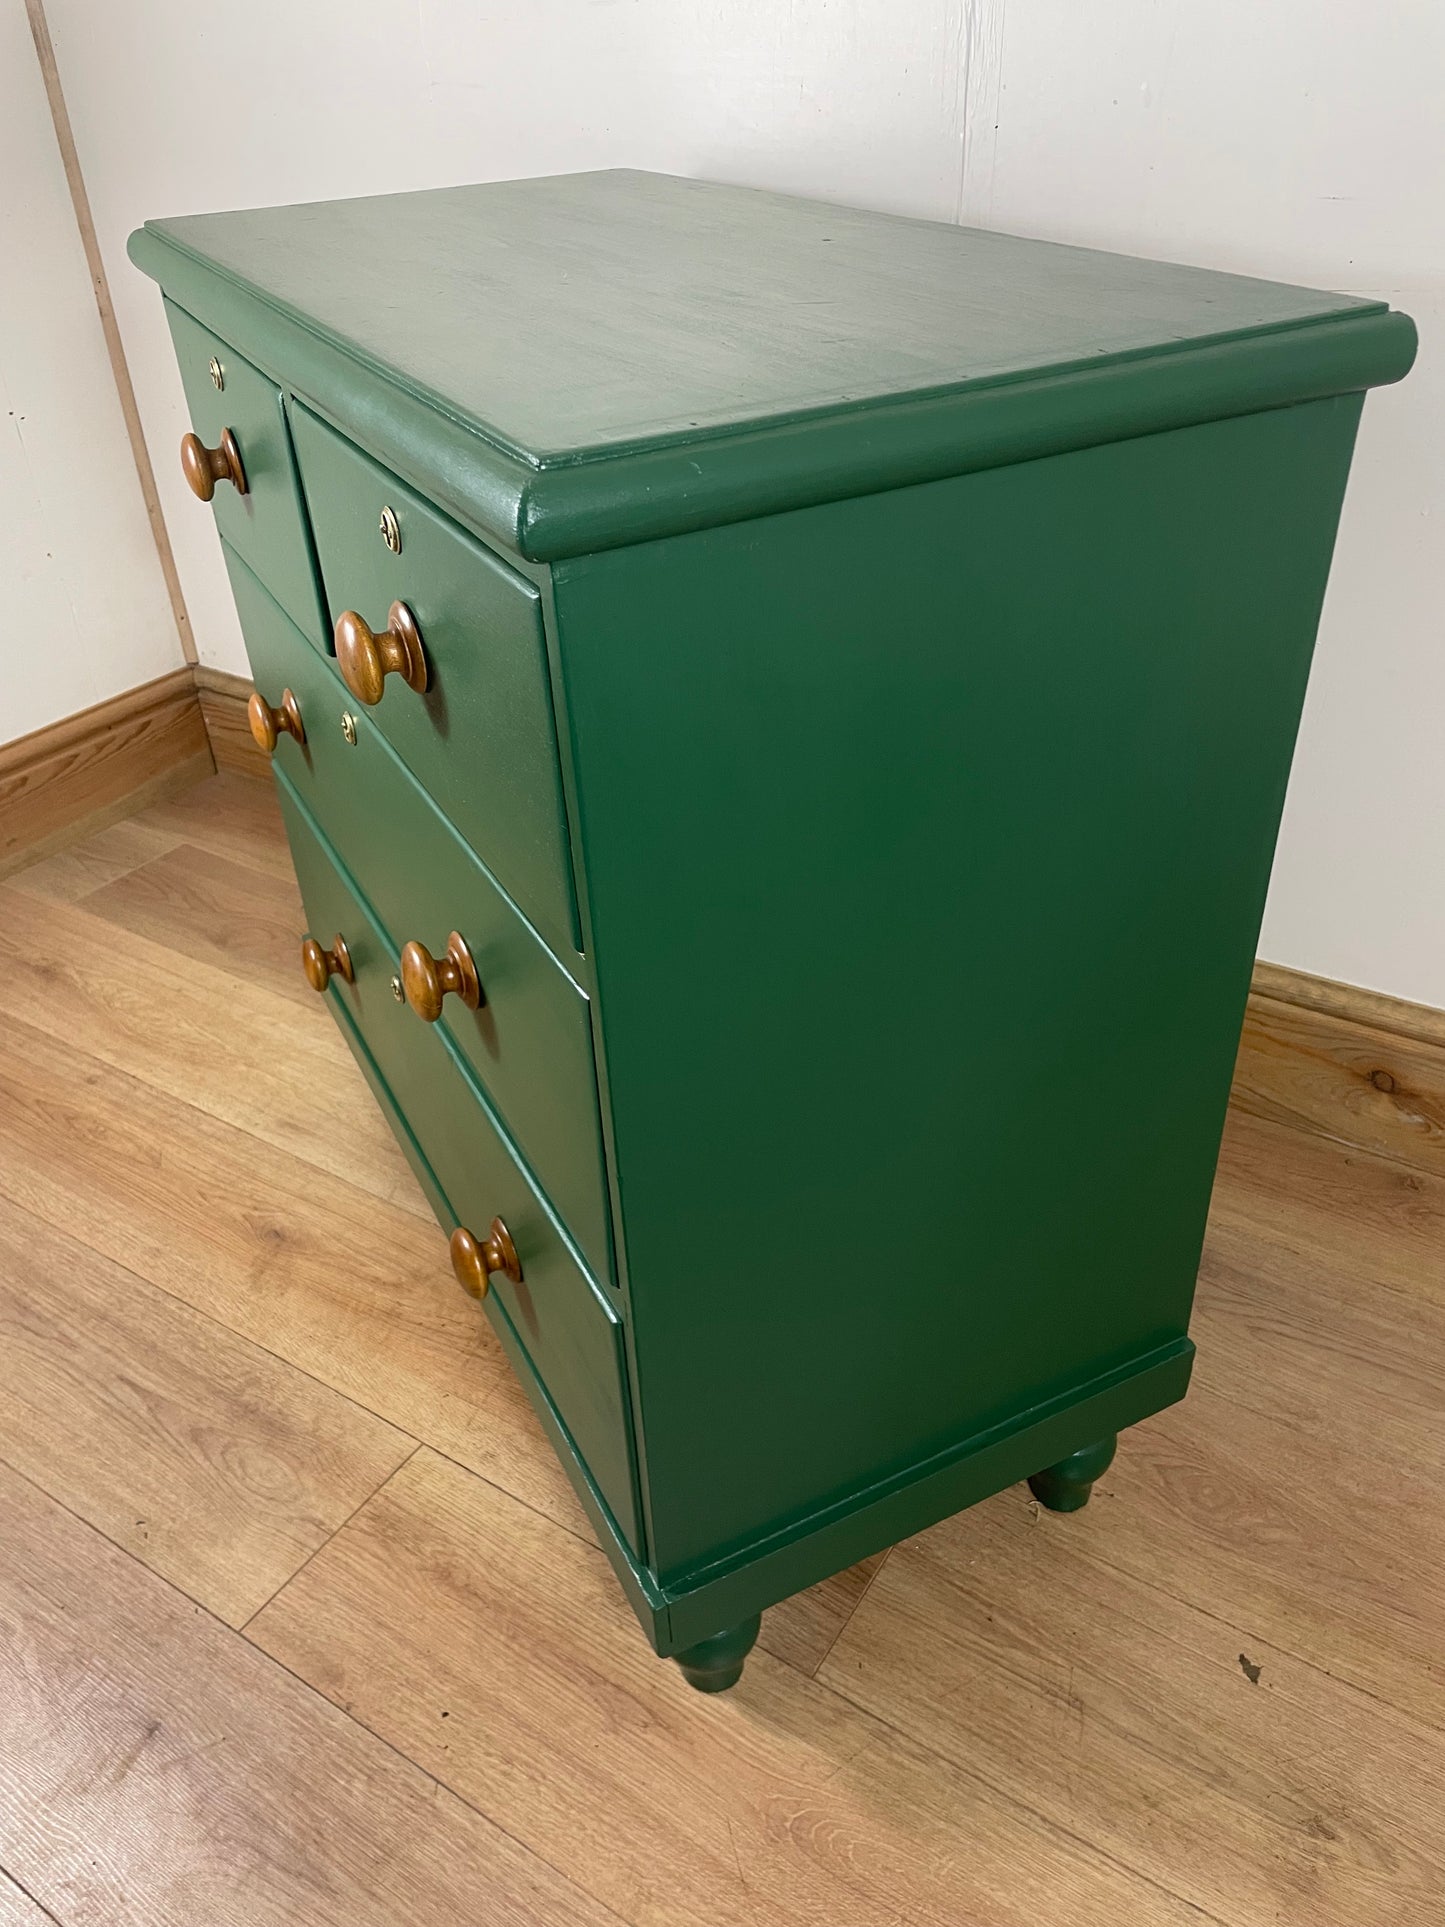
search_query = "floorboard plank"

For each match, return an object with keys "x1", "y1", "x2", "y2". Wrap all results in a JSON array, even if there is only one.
[
  {"x1": 248, "y1": 1448, "x2": 1212, "y2": 1927},
  {"x1": 0, "y1": 1460, "x2": 626, "y2": 1927},
  {"x1": 0, "y1": 883, "x2": 428, "y2": 1219},
  {"x1": 755, "y1": 1553, "x2": 890, "y2": 1676},
  {"x1": 131, "y1": 770, "x2": 295, "y2": 882},
  {"x1": 7, "y1": 817, "x2": 183, "y2": 906},
  {"x1": 0, "y1": 1194, "x2": 413, "y2": 1626},
  {"x1": 1213, "y1": 1108, "x2": 1445, "y2": 1311},
  {"x1": 0, "y1": 1013, "x2": 589, "y2": 1541},
  {"x1": 818, "y1": 1479, "x2": 1443, "y2": 1927},
  {"x1": 79, "y1": 841, "x2": 308, "y2": 1006},
  {"x1": 0, "y1": 1870, "x2": 58, "y2": 1927},
  {"x1": 1033, "y1": 1377, "x2": 1445, "y2": 1734}
]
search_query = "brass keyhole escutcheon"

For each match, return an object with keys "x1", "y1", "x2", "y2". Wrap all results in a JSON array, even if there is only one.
[
  {"x1": 300, "y1": 933, "x2": 354, "y2": 993},
  {"x1": 247, "y1": 688, "x2": 305, "y2": 754},
  {"x1": 208, "y1": 355, "x2": 224, "y2": 390},
  {"x1": 333, "y1": 602, "x2": 427, "y2": 707},
  {"x1": 180, "y1": 427, "x2": 247, "y2": 500},
  {"x1": 399, "y1": 931, "x2": 482, "y2": 1022},
  {"x1": 389, "y1": 975, "x2": 405, "y2": 1003},
  {"x1": 379, "y1": 505, "x2": 401, "y2": 554},
  {"x1": 449, "y1": 1219, "x2": 522, "y2": 1300},
  {"x1": 340, "y1": 711, "x2": 358, "y2": 746}
]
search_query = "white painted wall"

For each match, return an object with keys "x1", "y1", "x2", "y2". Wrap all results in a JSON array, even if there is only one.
[
  {"x1": 0, "y1": 0, "x2": 181, "y2": 746},
  {"x1": 43, "y1": 0, "x2": 1442, "y2": 1004}
]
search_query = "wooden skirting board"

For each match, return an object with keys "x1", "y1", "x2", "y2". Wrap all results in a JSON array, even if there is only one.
[
  {"x1": 194, "y1": 665, "x2": 269, "y2": 778},
  {"x1": 0, "y1": 669, "x2": 213, "y2": 879},
  {"x1": 3, "y1": 663, "x2": 1440, "y2": 1182},
  {"x1": 1235, "y1": 964, "x2": 1445, "y2": 1183}
]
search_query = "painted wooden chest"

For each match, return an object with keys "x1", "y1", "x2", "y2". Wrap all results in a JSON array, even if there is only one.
[{"x1": 131, "y1": 171, "x2": 1415, "y2": 1689}]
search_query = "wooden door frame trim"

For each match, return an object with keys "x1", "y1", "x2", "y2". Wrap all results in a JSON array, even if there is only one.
[{"x1": 23, "y1": 0, "x2": 196, "y2": 667}]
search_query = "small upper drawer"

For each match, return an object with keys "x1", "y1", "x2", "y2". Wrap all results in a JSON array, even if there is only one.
[
  {"x1": 291, "y1": 404, "x2": 579, "y2": 961},
  {"x1": 276, "y1": 774, "x2": 640, "y2": 1553},
  {"x1": 225, "y1": 542, "x2": 613, "y2": 1284},
  {"x1": 164, "y1": 301, "x2": 326, "y2": 648}
]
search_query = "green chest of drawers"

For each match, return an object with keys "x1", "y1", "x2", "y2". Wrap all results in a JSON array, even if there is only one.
[{"x1": 132, "y1": 170, "x2": 1414, "y2": 1692}]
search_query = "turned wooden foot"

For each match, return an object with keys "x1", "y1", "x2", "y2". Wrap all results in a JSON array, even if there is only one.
[
  {"x1": 673, "y1": 1614, "x2": 761, "y2": 1693},
  {"x1": 1028, "y1": 1433, "x2": 1117, "y2": 1512}
]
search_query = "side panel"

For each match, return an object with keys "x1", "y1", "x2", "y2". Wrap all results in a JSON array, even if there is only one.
[{"x1": 551, "y1": 397, "x2": 1364, "y2": 1581}]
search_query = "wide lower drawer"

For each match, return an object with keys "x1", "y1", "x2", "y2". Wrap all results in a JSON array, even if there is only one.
[
  {"x1": 276, "y1": 772, "x2": 641, "y2": 1551},
  {"x1": 165, "y1": 301, "x2": 327, "y2": 648},
  {"x1": 291, "y1": 402, "x2": 579, "y2": 961},
  {"x1": 226, "y1": 543, "x2": 614, "y2": 1283}
]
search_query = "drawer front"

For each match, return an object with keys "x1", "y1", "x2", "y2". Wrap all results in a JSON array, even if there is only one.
[
  {"x1": 226, "y1": 542, "x2": 613, "y2": 1284},
  {"x1": 291, "y1": 404, "x2": 579, "y2": 960},
  {"x1": 276, "y1": 773, "x2": 641, "y2": 1551},
  {"x1": 165, "y1": 301, "x2": 327, "y2": 647}
]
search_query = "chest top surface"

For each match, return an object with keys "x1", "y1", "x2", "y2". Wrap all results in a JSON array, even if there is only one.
[
  {"x1": 139, "y1": 169, "x2": 1385, "y2": 459},
  {"x1": 131, "y1": 170, "x2": 1414, "y2": 558}
]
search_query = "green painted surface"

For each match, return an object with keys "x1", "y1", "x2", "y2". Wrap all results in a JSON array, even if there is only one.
[
  {"x1": 146, "y1": 171, "x2": 1386, "y2": 457},
  {"x1": 164, "y1": 300, "x2": 327, "y2": 646},
  {"x1": 552, "y1": 397, "x2": 1364, "y2": 1582},
  {"x1": 290, "y1": 403, "x2": 580, "y2": 956},
  {"x1": 276, "y1": 773, "x2": 641, "y2": 1552},
  {"x1": 132, "y1": 172, "x2": 1415, "y2": 1679},
  {"x1": 130, "y1": 176, "x2": 1415, "y2": 560},
  {"x1": 224, "y1": 542, "x2": 613, "y2": 1283}
]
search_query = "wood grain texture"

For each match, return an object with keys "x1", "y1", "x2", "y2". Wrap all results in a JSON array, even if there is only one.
[
  {"x1": 1233, "y1": 992, "x2": 1445, "y2": 1177},
  {"x1": 0, "y1": 1009, "x2": 588, "y2": 1539},
  {"x1": 250, "y1": 1449, "x2": 1206, "y2": 1927},
  {"x1": 5, "y1": 814, "x2": 182, "y2": 904},
  {"x1": 136, "y1": 768, "x2": 297, "y2": 881},
  {"x1": 819, "y1": 1480, "x2": 1444, "y2": 1926},
  {"x1": 1251, "y1": 959, "x2": 1445, "y2": 1050},
  {"x1": 0, "y1": 670, "x2": 211, "y2": 878},
  {"x1": 0, "y1": 1460, "x2": 624, "y2": 1927},
  {"x1": 0, "y1": 881, "x2": 428, "y2": 1218},
  {"x1": 137, "y1": 173, "x2": 1386, "y2": 462},
  {"x1": 195, "y1": 665, "x2": 268, "y2": 778},
  {"x1": 0, "y1": 1194, "x2": 413, "y2": 1625},
  {"x1": 0, "y1": 1870, "x2": 55, "y2": 1927},
  {"x1": 755, "y1": 1552, "x2": 889, "y2": 1676},
  {"x1": 80, "y1": 838, "x2": 310, "y2": 1004}
]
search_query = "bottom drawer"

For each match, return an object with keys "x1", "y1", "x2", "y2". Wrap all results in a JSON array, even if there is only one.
[{"x1": 276, "y1": 773, "x2": 642, "y2": 1551}]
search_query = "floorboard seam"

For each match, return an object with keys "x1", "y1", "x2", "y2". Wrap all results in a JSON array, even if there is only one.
[
  {"x1": 0, "y1": 1862, "x2": 67, "y2": 1927},
  {"x1": 0, "y1": 942, "x2": 431, "y2": 1220},
  {"x1": 0, "y1": 1457, "x2": 636, "y2": 1927},
  {"x1": 0, "y1": 1184, "x2": 424, "y2": 1451},
  {"x1": 239, "y1": 1444, "x2": 424, "y2": 1634},
  {"x1": 809, "y1": 1670, "x2": 1234, "y2": 1927},
  {"x1": 1225, "y1": 1103, "x2": 1442, "y2": 1187},
  {"x1": 1075, "y1": 1530, "x2": 1443, "y2": 1740},
  {"x1": 806, "y1": 1547, "x2": 895, "y2": 1680}
]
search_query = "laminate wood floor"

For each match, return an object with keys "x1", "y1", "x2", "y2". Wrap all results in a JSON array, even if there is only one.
[{"x1": 1, "y1": 773, "x2": 1440, "y2": 1926}]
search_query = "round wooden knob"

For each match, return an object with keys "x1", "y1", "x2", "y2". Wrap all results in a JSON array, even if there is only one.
[
  {"x1": 449, "y1": 1219, "x2": 522, "y2": 1299},
  {"x1": 400, "y1": 931, "x2": 482, "y2": 1022},
  {"x1": 180, "y1": 427, "x2": 247, "y2": 500},
  {"x1": 334, "y1": 602, "x2": 427, "y2": 706},
  {"x1": 247, "y1": 688, "x2": 305, "y2": 753},
  {"x1": 300, "y1": 933, "x2": 354, "y2": 992}
]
